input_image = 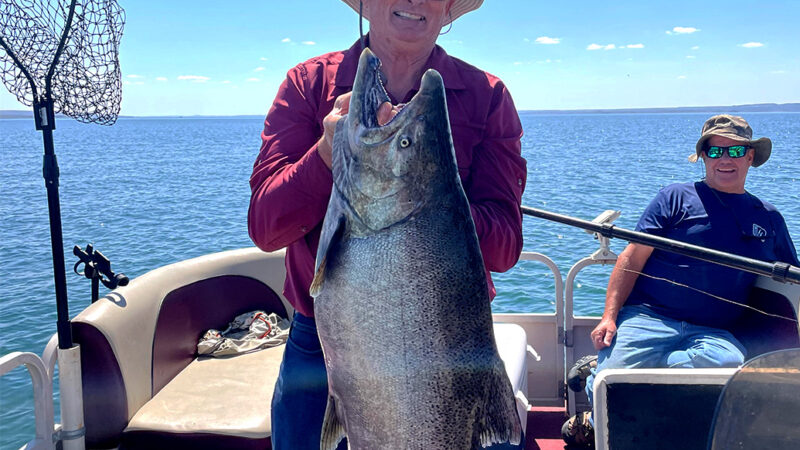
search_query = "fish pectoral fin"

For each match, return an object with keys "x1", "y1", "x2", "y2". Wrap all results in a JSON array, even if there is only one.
[
  {"x1": 320, "y1": 395, "x2": 346, "y2": 450},
  {"x1": 475, "y1": 366, "x2": 523, "y2": 448},
  {"x1": 311, "y1": 206, "x2": 346, "y2": 297}
]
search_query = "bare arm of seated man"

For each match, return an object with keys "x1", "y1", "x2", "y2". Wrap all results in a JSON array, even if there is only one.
[{"x1": 592, "y1": 243, "x2": 654, "y2": 350}]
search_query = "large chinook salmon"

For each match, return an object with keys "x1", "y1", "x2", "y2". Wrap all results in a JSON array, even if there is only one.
[{"x1": 311, "y1": 48, "x2": 522, "y2": 450}]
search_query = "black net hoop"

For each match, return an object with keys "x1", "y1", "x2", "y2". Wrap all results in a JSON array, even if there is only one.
[{"x1": 0, "y1": 0, "x2": 125, "y2": 125}]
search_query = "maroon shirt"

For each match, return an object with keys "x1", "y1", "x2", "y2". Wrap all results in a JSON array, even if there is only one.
[{"x1": 248, "y1": 39, "x2": 527, "y2": 318}]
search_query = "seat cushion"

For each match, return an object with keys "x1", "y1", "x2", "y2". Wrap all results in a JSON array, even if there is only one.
[
  {"x1": 493, "y1": 322, "x2": 529, "y2": 430},
  {"x1": 122, "y1": 344, "x2": 284, "y2": 448},
  {"x1": 494, "y1": 322, "x2": 528, "y2": 393}
]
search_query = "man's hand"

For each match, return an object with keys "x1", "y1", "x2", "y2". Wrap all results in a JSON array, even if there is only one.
[
  {"x1": 591, "y1": 317, "x2": 617, "y2": 350},
  {"x1": 317, "y1": 92, "x2": 351, "y2": 169},
  {"x1": 317, "y1": 92, "x2": 398, "y2": 169}
]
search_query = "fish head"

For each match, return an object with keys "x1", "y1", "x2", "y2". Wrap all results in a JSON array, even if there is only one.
[{"x1": 334, "y1": 48, "x2": 457, "y2": 231}]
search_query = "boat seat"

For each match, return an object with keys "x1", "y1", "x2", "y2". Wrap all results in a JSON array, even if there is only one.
[
  {"x1": 121, "y1": 345, "x2": 284, "y2": 449},
  {"x1": 493, "y1": 322, "x2": 530, "y2": 431},
  {"x1": 72, "y1": 248, "x2": 291, "y2": 449},
  {"x1": 592, "y1": 368, "x2": 736, "y2": 450}
]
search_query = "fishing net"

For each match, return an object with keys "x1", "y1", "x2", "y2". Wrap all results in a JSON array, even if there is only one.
[{"x1": 0, "y1": 0, "x2": 125, "y2": 125}]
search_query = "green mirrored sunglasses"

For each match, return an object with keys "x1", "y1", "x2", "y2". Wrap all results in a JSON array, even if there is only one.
[{"x1": 705, "y1": 145, "x2": 749, "y2": 159}]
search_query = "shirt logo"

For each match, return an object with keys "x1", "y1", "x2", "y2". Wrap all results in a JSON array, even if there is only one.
[{"x1": 752, "y1": 223, "x2": 767, "y2": 237}]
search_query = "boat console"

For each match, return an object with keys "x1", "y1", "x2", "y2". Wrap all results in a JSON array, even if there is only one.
[{"x1": 593, "y1": 368, "x2": 736, "y2": 450}]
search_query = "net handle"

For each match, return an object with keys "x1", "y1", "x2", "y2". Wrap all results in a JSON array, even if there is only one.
[
  {"x1": 0, "y1": 35, "x2": 39, "y2": 101},
  {"x1": 44, "y1": 0, "x2": 79, "y2": 100}
]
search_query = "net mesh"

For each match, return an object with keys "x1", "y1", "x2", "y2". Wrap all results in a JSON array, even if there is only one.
[{"x1": 0, "y1": 0, "x2": 125, "y2": 125}]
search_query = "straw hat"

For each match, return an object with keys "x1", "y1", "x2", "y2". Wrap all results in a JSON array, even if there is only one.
[
  {"x1": 689, "y1": 114, "x2": 772, "y2": 167},
  {"x1": 341, "y1": 0, "x2": 483, "y2": 25}
]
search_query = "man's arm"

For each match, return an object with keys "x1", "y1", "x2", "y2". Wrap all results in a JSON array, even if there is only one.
[
  {"x1": 466, "y1": 82, "x2": 526, "y2": 273},
  {"x1": 591, "y1": 242, "x2": 654, "y2": 350},
  {"x1": 248, "y1": 67, "x2": 335, "y2": 252}
]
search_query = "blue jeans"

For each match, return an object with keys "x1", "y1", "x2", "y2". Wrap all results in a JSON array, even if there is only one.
[
  {"x1": 272, "y1": 312, "x2": 524, "y2": 449},
  {"x1": 585, "y1": 305, "x2": 746, "y2": 410},
  {"x1": 271, "y1": 312, "x2": 347, "y2": 450}
]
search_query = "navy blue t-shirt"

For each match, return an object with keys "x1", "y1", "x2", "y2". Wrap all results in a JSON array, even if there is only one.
[{"x1": 626, "y1": 181, "x2": 799, "y2": 329}]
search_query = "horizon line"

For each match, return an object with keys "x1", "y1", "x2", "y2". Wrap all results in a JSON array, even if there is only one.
[{"x1": 2, "y1": 102, "x2": 799, "y2": 119}]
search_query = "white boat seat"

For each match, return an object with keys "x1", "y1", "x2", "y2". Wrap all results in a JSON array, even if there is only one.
[
  {"x1": 122, "y1": 345, "x2": 284, "y2": 448},
  {"x1": 493, "y1": 322, "x2": 530, "y2": 431},
  {"x1": 592, "y1": 368, "x2": 736, "y2": 450}
]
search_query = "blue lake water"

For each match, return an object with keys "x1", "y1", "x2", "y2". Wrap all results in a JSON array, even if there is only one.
[{"x1": 1, "y1": 112, "x2": 798, "y2": 447}]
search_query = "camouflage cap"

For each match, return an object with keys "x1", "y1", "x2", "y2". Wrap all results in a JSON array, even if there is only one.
[
  {"x1": 341, "y1": 0, "x2": 483, "y2": 25},
  {"x1": 689, "y1": 114, "x2": 772, "y2": 167}
]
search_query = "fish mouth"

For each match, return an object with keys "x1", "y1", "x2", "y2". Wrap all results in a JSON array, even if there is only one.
[
  {"x1": 350, "y1": 48, "x2": 443, "y2": 140},
  {"x1": 354, "y1": 48, "x2": 392, "y2": 130}
]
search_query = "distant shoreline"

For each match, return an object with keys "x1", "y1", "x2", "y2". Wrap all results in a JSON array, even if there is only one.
[{"x1": 2, "y1": 103, "x2": 799, "y2": 119}]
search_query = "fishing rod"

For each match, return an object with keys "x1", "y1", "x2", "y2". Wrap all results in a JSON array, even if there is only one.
[{"x1": 521, "y1": 205, "x2": 800, "y2": 285}]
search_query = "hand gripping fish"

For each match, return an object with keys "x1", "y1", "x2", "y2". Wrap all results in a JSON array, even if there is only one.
[{"x1": 311, "y1": 48, "x2": 522, "y2": 450}]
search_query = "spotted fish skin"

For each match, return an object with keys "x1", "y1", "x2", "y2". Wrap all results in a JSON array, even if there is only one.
[{"x1": 312, "y1": 48, "x2": 522, "y2": 450}]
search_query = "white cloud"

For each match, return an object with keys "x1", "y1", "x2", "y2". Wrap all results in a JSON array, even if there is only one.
[
  {"x1": 587, "y1": 43, "x2": 615, "y2": 51},
  {"x1": 535, "y1": 36, "x2": 561, "y2": 45},
  {"x1": 686, "y1": 55, "x2": 696, "y2": 59},
  {"x1": 302, "y1": 41, "x2": 316, "y2": 46},
  {"x1": 281, "y1": 38, "x2": 291, "y2": 43},
  {"x1": 222, "y1": 80, "x2": 231, "y2": 84},
  {"x1": 667, "y1": 26, "x2": 700, "y2": 35},
  {"x1": 523, "y1": 38, "x2": 530, "y2": 43},
  {"x1": 254, "y1": 67, "x2": 265, "y2": 72},
  {"x1": 178, "y1": 75, "x2": 210, "y2": 83},
  {"x1": 625, "y1": 44, "x2": 644, "y2": 49},
  {"x1": 155, "y1": 77, "x2": 168, "y2": 82},
  {"x1": 677, "y1": 75, "x2": 687, "y2": 79},
  {"x1": 770, "y1": 70, "x2": 787, "y2": 74},
  {"x1": 260, "y1": 57, "x2": 268, "y2": 61},
  {"x1": 739, "y1": 42, "x2": 764, "y2": 48},
  {"x1": 246, "y1": 78, "x2": 261, "y2": 82},
  {"x1": 691, "y1": 46, "x2": 700, "y2": 50},
  {"x1": 513, "y1": 61, "x2": 524, "y2": 66},
  {"x1": 126, "y1": 74, "x2": 143, "y2": 79}
]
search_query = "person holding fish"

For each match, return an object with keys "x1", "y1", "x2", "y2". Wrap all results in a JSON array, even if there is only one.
[
  {"x1": 248, "y1": 1, "x2": 527, "y2": 449},
  {"x1": 562, "y1": 114, "x2": 799, "y2": 447}
]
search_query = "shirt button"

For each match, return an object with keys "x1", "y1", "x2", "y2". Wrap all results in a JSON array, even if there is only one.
[{"x1": 301, "y1": 226, "x2": 308, "y2": 233}]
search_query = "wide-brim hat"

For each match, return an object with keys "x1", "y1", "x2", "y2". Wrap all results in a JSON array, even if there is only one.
[
  {"x1": 341, "y1": 0, "x2": 483, "y2": 25},
  {"x1": 689, "y1": 114, "x2": 772, "y2": 167}
]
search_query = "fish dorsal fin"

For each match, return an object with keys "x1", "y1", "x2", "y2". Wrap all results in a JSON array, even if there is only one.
[
  {"x1": 310, "y1": 200, "x2": 346, "y2": 297},
  {"x1": 320, "y1": 395, "x2": 346, "y2": 450}
]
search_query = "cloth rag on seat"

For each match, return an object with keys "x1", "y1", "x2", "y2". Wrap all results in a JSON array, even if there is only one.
[{"x1": 198, "y1": 311, "x2": 289, "y2": 357}]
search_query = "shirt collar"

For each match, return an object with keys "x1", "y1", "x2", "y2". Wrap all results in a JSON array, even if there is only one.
[{"x1": 335, "y1": 36, "x2": 467, "y2": 94}]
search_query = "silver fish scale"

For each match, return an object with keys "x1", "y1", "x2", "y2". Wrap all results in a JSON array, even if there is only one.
[{"x1": 315, "y1": 207, "x2": 515, "y2": 449}]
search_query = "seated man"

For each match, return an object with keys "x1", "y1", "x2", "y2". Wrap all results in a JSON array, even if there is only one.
[{"x1": 562, "y1": 114, "x2": 799, "y2": 447}]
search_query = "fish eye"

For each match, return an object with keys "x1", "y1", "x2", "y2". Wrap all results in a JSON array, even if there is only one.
[{"x1": 399, "y1": 137, "x2": 411, "y2": 148}]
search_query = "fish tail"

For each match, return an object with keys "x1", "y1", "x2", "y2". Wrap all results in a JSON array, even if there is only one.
[{"x1": 476, "y1": 365, "x2": 523, "y2": 448}]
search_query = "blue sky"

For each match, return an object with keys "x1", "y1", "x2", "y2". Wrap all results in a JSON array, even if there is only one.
[{"x1": 1, "y1": 0, "x2": 799, "y2": 116}]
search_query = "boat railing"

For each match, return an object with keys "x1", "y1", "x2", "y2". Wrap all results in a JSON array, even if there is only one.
[
  {"x1": 0, "y1": 352, "x2": 55, "y2": 450},
  {"x1": 563, "y1": 245, "x2": 618, "y2": 416},
  {"x1": 509, "y1": 251, "x2": 565, "y2": 406}
]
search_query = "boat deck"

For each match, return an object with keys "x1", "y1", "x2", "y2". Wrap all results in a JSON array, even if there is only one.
[{"x1": 527, "y1": 406, "x2": 569, "y2": 450}]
